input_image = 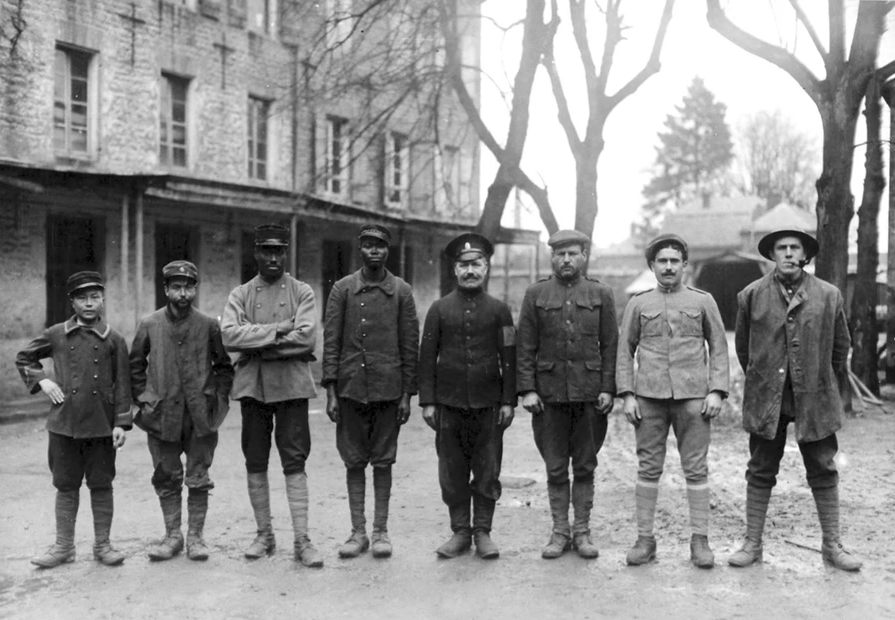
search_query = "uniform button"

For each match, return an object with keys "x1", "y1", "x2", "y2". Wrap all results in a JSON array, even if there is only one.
[
  {"x1": 94, "y1": 345, "x2": 98, "y2": 350},
  {"x1": 362, "y1": 318, "x2": 366, "y2": 322},
  {"x1": 70, "y1": 346, "x2": 75, "y2": 350},
  {"x1": 94, "y1": 359, "x2": 99, "y2": 363},
  {"x1": 360, "y1": 303, "x2": 365, "y2": 307},
  {"x1": 281, "y1": 284, "x2": 286, "y2": 288},
  {"x1": 566, "y1": 300, "x2": 571, "y2": 305},
  {"x1": 256, "y1": 304, "x2": 262, "y2": 308},
  {"x1": 280, "y1": 302, "x2": 285, "y2": 306},
  {"x1": 94, "y1": 375, "x2": 98, "y2": 379},
  {"x1": 566, "y1": 320, "x2": 571, "y2": 324},
  {"x1": 92, "y1": 390, "x2": 97, "y2": 395},
  {"x1": 466, "y1": 336, "x2": 470, "y2": 340},
  {"x1": 256, "y1": 287, "x2": 262, "y2": 291},
  {"x1": 779, "y1": 368, "x2": 785, "y2": 374},
  {"x1": 362, "y1": 333, "x2": 366, "y2": 337},
  {"x1": 361, "y1": 363, "x2": 365, "y2": 368},
  {"x1": 465, "y1": 310, "x2": 470, "y2": 314},
  {"x1": 72, "y1": 389, "x2": 78, "y2": 394}
]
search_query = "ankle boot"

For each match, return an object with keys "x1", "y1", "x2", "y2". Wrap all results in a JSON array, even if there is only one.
[
  {"x1": 814, "y1": 486, "x2": 862, "y2": 572},
  {"x1": 91, "y1": 489, "x2": 125, "y2": 566},
  {"x1": 32, "y1": 490, "x2": 79, "y2": 568},
  {"x1": 186, "y1": 490, "x2": 209, "y2": 561},
  {"x1": 371, "y1": 466, "x2": 392, "y2": 558},
  {"x1": 245, "y1": 472, "x2": 276, "y2": 559},
  {"x1": 286, "y1": 472, "x2": 322, "y2": 568},
  {"x1": 436, "y1": 502, "x2": 471, "y2": 558},
  {"x1": 148, "y1": 493, "x2": 184, "y2": 561},
  {"x1": 472, "y1": 496, "x2": 498, "y2": 559},
  {"x1": 728, "y1": 484, "x2": 771, "y2": 567},
  {"x1": 690, "y1": 534, "x2": 714, "y2": 568},
  {"x1": 571, "y1": 478, "x2": 598, "y2": 559},
  {"x1": 626, "y1": 535, "x2": 657, "y2": 566}
]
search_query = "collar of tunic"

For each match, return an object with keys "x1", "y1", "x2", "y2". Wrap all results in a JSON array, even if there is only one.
[
  {"x1": 349, "y1": 268, "x2": 396, "y2": 296},
  {"x1": 63, "y1": 317, "x2": 110, "y2": 339}
]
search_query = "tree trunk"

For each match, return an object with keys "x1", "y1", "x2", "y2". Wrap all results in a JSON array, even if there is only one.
[
  {"x1": 813, "y1": 94, "x2": 860, "y2": 293},
  {"x1": 478, "y1": 168, "x2": 515, "y2": 240},
  {"x1": 884, "y1": 83, "x2": 895, "y2": 384},
  {"x1": 851, "y1": 78, "x2": 885, "y2": 395}
]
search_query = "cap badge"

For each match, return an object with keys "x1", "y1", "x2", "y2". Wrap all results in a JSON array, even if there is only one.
[{"x1": 464, "y1": 242, "x2": 471, "y2": 250}]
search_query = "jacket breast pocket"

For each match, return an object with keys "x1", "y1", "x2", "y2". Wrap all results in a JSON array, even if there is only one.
[
  {"x1": 679, "y1": 310, "x2": 703, "y2": 337},
  {"x1": 640, "y1": 311, "x2": 664, "y2": 337},
  {"x1": 576, "y1": 299, "x2": 603, "y2": 334}
]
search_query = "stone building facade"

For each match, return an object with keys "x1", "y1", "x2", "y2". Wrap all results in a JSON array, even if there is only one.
[{"x1": 0, "y1": 0, "x2": 539, "y2": 396}]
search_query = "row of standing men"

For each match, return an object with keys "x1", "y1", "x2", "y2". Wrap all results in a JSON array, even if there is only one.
[{"x1": 15, "y1": 222, "x2": 860, "y2": 572}]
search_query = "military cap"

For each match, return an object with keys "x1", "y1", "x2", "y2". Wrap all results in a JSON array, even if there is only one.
[
  {"x1": 445, "y1": 232, "x2": 494, "y2": 261},
  {"x1": 254, "y1": 224, "x2": 289, "y2": 247},
  {"x1": 645, "y1": 233, "x2": 689, "y2": 264},
  {"x1": 757, "y1": 228, "x2": 819, "y2": 262},
  {"x1": 547, "y1": 229, "x2": 591, "y2": 250},
  {"x1": 66, "y1": 271, "x2": 105, "y2": 296},
  {"x1": 163, "y1": 260, "x2": 198, "y2": 283},
  {"x1": 358, "y1": 224, "x2": 392, "y2": 245}
]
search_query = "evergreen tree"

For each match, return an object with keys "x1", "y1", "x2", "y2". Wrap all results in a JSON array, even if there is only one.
[{"x1": 637, "y1": 76, "x2": 734, "y2": 240}]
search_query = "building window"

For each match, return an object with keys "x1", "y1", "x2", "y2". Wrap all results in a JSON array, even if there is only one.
[
  {"x1": 248, "y1": 97, "x2": 270, "y2": 180},
  {"x1": 385, "y1": 132, "x2": 408, "y2": 205},
  {"x1": 248, "y1": 0, "x2": 271, "y2": 34},
  {"x1": 160, "y1": 74, "x2": 189, "y2": 168},
  {"x1": 326, "y1": 116, "x2": 349, "y2": 195},
  {"x1": 53, "y1": 46, "x2": 92, "y2": 155},
  {"x1": 325, "y1": 0, "x2": 353, "y2": 48}
]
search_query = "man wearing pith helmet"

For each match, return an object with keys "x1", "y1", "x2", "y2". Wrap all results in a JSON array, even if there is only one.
[
  {"x1": 323, "y1": 224, "x2": 419, "y2": 560},
  {"x1": 616, "y1": 233, "x2": 728, "y2": 568},
  {"x1": 419, "y1": 233, "x2": 516, "y2": 559},
  {"x1": 730, "y1": 228, "x2": 860, "y2": 571},
  {"x1": 517, "y1": 229, "x2": 618, "y2": 560},
  {"x1": 221, "y1": 224, "x2": 323, "y2": 567},
  {"x1": 130, "y1": 260, "x2": 234, "y2": 562}
]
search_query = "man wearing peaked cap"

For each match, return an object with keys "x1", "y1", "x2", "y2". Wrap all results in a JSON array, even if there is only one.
[
  {"x1": 517, "y1": 229, "x2": 618, "y2": 560},
  {"x1": 222, "y1": 224, "x2": 324, "y2": 567},
  {"x1": 617, "y1": 233, "x2": 728, "y2": 568},
  {"x1": 16, "y1": 270, "x2": 132, "y2": 568},
  {"x1": 419, "y1": 232, "x2": 514, "y2": 560},
  {"x1": 130, "y1": 260, "x2": 233, "y2": 562},
  {"x1": 730, "y1": 228, "x2": 861, "y2": 571},
  {"x1": 323, "y1": 223, "x2": 418, "y2": 560}
]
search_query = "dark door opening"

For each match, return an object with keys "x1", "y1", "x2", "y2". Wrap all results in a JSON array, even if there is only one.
[
  {"x1": 322, "y1": 240, "x2": 351, "y2": 316},
  {"x1": 46, "y1": 214, "x2": 105, "y2": 327},
  {"x1": 695, "y1": 260, "x2": 764, "y2": 329},
  {"x1": 154, "y1": 222, "x2": 198, "y2": 310}
]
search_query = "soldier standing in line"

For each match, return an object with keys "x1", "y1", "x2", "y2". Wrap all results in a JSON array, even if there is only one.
[
  {"x1": 221, "y1": 224, "x2": 323, "y2": 568},
  {"x1": 419, "y1": 233, "x2": 516, "y2": 560},
  {"x1": 130, "y1": 260, "x2": 234, "y2": 562},
  {"x1": 323, "y1": 224, "x2": 419, "y2": 560},
  {"x1": 616, "y1": 234, "x2": 728, "y2": 569},
  {"x1": 729, "y1": 228, "x2": 861, "y2": 571},
  {"x1": 517, "y1": 230, "x2": 618, "y2": 560},
  {"x1": 17, "y1": 271, "x2": 131, "y2": 568}
]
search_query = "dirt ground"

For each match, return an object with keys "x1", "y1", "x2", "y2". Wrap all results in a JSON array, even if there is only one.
[{"x1": 1, "y1": 392, "x2": 894, "y2": 620}]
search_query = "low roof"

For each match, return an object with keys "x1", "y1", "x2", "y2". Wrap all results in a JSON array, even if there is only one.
[
  {"x1": 751, "y1": 202, "x2": 816, "y2": 235},
  {"x1": 660, "y1": 196, "x2": 759, "y2": 255}
]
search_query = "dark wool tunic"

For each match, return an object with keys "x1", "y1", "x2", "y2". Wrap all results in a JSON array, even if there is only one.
[{"x1": 16, "y1": 318, "x2": 132, "y2": 437}]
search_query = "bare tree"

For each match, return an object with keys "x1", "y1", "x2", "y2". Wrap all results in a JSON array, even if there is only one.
[
  {"x1": 737, "y1": 109, "x2": 819, "y2": 209},
  {"x1": 706, "y1": 0, "x2": 895, "y2": 293}
]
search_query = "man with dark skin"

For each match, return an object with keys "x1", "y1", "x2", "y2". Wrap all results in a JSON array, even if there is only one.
[
  {"x1": 419, "y1": 233, "x2": 516, "y2": 559},
  {"x1": 222, "y1": 224, "x2": 322, "y2": 568},
  {"x1": 517, "y1": 230, "x2": 618, "y2": 560},
  {"x1": 730, "y1": 229, "x2": 861, "y2": 571},
  {"x1": 131, "y1": 261, "x2": 234, "y2": 562},
  {"x1": 323, "y1": 224, "x2": 418, "y2": 559}
]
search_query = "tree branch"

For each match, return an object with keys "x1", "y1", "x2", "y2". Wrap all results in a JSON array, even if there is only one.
[
  {"x1": 879, "y1": 59, "x2": 895, "y2": 83},
  {"x1": 606, "y1": 0, "x2": 674, "y2": 113},
  {"x1": 787, "y1": 0, "x2": 828, "y2": 69},
  {"x1": 706, "y1": 0, "x2": 821, "y2": 103},
  {"x1": 571, "y1": 0, "x2": 604, "y2": 143},
  {"x1": 543, "y1": 0, "x2": 582, "y2": 156}
]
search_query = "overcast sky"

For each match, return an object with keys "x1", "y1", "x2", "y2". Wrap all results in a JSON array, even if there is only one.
[{"x1": 479, "y1": 0, "x2": 895, "y2": 249}]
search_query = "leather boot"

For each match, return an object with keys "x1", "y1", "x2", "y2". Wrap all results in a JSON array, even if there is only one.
[
  {"x1": 473, "y1": 496, "x2": 499, "y2": 559},
  {"x1": 339, "y1": 468, "x2": 368, "y2": 558},
  {"x1": 626, "y1": 535, "x2": 657, "y2": 566},
  {"x1": 541, "y1": 481, "x2": 571, "y2": 559},
  {"x1": 728, "y1": 484, "x2": 771, "y2": 568},
  {"x1": 91, "y1": 489, "x2": 125, "y2": 566},
  {"x1": 571, "y1": 478, "x2": 598, "y2": 559},
  {"x1": 186, "y1": 490, "x2": 209, "y2": 561},
  {"x1": 244, "y1": 472, "x2": 276, "y2": 559},
  {"x1": 148, "y1": 493, "x2": 184, "y2": 561},
  {"x1": 286, "y1": 472, "x2": 323, "y2": 568},
  {"x1": 371, "y1": 466, "x2": 393, "y2": 558},
  {"x1": 32, "y1": 490, "x2": 79, "y2": 568},
  {"x1": 690, "y1": 534, "x2": 715, "y2": 569},
  {"x1": 814, "y1": 486, "x2": 862, "y2": 571},
  {"x1": 436, "y1": 502, "x2": 471, "y2": 558}
]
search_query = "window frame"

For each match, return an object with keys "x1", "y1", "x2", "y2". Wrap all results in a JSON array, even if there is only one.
[
  {"x1": 385, "y1": 131, "x2": 409, "y2": 207},
  {"x1": 53, "y1": 45, "x2": 95, "y2": 158},
  {"x1": 325, "y1": 115, "x2": 349, "y2": 196},
  {"x1": 159, "y1": 73, "x2": 190, "y2": 169},
  {"x1": 247, "y1": 96, "x2": 271, "y2": 181}
]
